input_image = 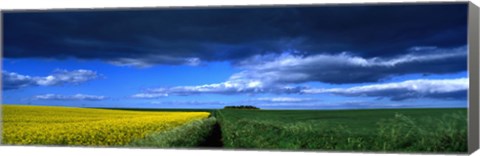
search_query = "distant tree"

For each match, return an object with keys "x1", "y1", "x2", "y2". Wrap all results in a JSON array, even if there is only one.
[{"x1": 223, "y1": 105, "x2": 260, "y2": 110}]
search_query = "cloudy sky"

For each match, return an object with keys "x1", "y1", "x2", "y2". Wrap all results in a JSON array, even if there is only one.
[{"x1": 2, "y1": 3, "x2": 469, "y2": 109}]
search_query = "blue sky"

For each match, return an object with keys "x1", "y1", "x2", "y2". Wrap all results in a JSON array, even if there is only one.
[{"x1": 2, "y1": 3, "x2": 469, "y2": 109}]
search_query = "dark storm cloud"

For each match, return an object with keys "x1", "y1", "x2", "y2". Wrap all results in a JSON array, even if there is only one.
[{"x1": 4, "y1": 3, "x2": 467, "y2": 66}]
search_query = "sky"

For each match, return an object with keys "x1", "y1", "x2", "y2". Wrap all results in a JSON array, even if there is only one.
[{"x1": 2, "y1": 3, "x2": 469, "y2": 109}]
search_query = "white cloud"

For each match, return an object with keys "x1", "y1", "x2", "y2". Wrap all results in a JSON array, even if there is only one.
[
  {"x1": 131, "y1": 93, "x2": 168, "y2": 99},
  {"x1": 2, "y1": 71, "x2": 36, "y2": 90},
  {"x1": 252, "y1": 97, "x2": 316, "y2": 103},
  {"x1": 243, "y1": 97, "x2": 319, "y2": 107},
  {"x1": 108, "y1": 56, "x2": 202, "y2": 68},
  {"x1": 233, "y1": 46, "x2": 466, "y2": 84},
  {"x1": 133, "y1": 81, "x2": 304, "y2": 97},
  {"x1": 149, "y1": 100, "x2": 225, "y2": 105},
  {"x1": 132, "y1": 46, "x2": 466, "y2": 99},
  {"x1": 303, "y1": 78, "x2": 468, "y2": 101},
  {"x1": 2, "y1": 69, "x2": 99, "y2": 90},
  {"x1": 108, "y1": 58, "x2": 153, "y2": 68},
  {"x1": 33, "y1": 94, "x2": 106, "y2": 101},
  {"x1": 133, "y1": 77, "x2": 467, "y2": 101},
  {"x1": 36, "y1": 69, "x2": 98, "y2": 86}
]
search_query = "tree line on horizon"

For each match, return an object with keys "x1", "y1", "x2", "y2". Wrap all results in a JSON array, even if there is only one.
[{"x1": 223, "y1": 105, "x2": 260, "y2": 110}]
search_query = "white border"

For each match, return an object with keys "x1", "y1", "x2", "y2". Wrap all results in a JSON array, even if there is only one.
[
  {"x1": 0, "y1": 146, "x2": 468, "y2": 156},
  {"x1": 0, "y1": 0, "x2": 471, "y2": 10},
  {"x1": 0, "y1": 0, "x2": 477, "y2": 156}
]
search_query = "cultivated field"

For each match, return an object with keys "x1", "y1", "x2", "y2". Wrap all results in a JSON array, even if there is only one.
[
  {"x1": 2, "y1": 105, "x2": 211, "y2": 146},
  {"x1": 1, "y1": 105, "x2": 467, "y2": 153},
  {"x1": 216, "y1": 108, "x2": 467, "y2": 153}
]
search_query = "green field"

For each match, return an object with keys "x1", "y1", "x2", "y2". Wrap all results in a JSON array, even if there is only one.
[
  {"x1": 2, "y1": 105, "x2": 467, "y2": 153},
  {"x1": 216, "y1": 108, "x2": 467, "y2": 153}
]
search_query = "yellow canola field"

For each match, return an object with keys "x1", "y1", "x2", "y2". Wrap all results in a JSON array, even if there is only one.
[{"x1": 2, "y1": 105, "x2": 210, "y2": 146}]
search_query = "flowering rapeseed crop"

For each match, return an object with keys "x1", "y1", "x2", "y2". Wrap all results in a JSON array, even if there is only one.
[{"x1": 2, "y1": 105, "x2": 210, "y2": 146}]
